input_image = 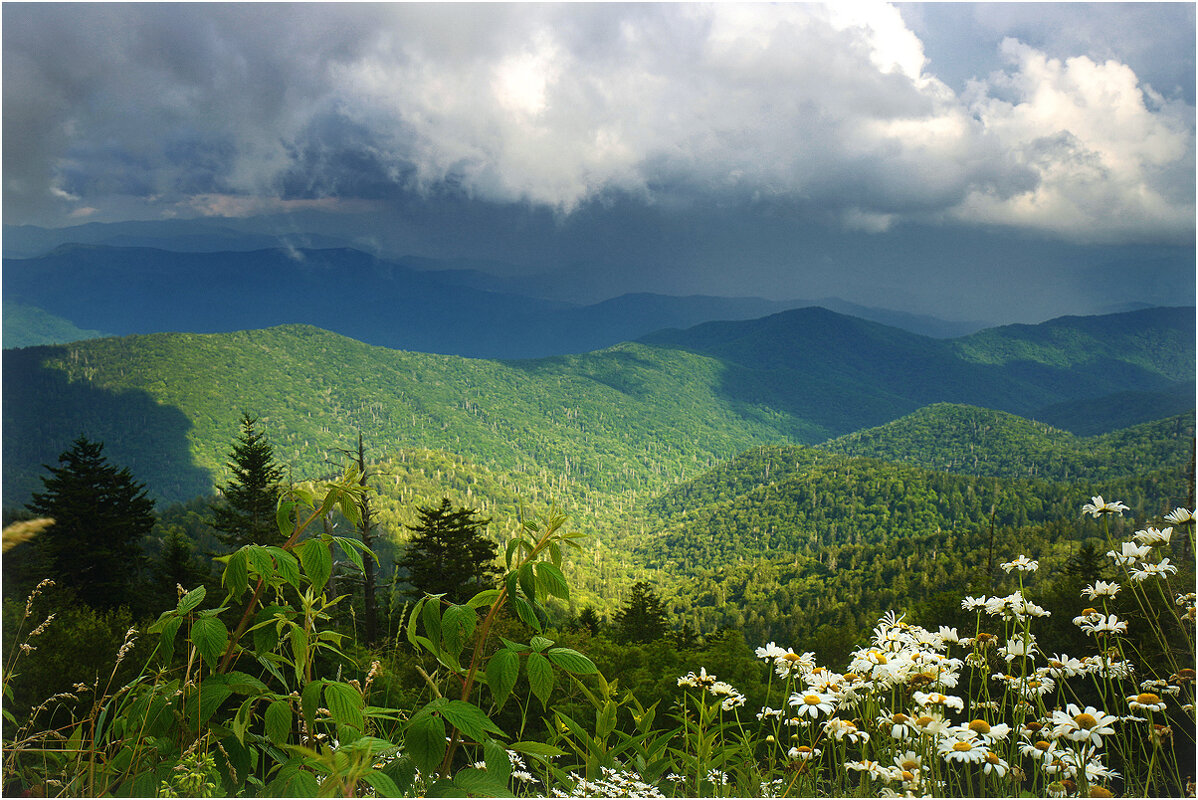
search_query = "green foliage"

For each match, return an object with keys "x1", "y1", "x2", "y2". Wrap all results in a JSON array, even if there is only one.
[
  {"x1": 211, "y1": 414, "x2": 285, "y2": 550},
  {"x1": 612, "y1": 581, "x2": 671, "y2": 644},
  {"x1": 819, "y1": 403, "x2": 1194, "y2": 482},
  {"x1": 26, "y1": 437, "x2": 155, "y2": 610},
  {"x1": 397, "y1": 499, "x2": 499, "y2": 604}
]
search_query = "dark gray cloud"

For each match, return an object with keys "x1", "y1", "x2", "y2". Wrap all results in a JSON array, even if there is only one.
[{"x1": 2, "y1": 3, "x2": 1193, "y2": 322}]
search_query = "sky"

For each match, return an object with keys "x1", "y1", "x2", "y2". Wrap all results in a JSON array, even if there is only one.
[{"x1": 3, "y1": 2, "x2": 1195, "y2": 322}]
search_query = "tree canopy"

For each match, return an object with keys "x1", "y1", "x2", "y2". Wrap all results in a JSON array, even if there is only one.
[
  {"x1": 27, "y1": 436, "x2": 155, "y2": 609},
  {"x1": 396, "y1": 498, "x2": 500, "y2": 604},
  {"x1": 211, "y1": 414, "x2": 284, "y2": 550}
]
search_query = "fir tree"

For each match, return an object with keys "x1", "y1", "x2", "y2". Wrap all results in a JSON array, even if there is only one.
[
  {"x1": 396, "y1": 498, "x2": 499, "y2": 604},
  {"x1": 613, "y1": 581, "x2": 670, "y2": 644},
  {"x1": 212, "y1": 414, "x2": 284, "y2": 550},
  {"x1": 27, "y1": 436, "x2": 155, "y2": 610}
]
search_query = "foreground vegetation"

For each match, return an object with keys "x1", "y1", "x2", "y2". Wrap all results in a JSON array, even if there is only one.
[{"x1": 3, "y1": 468, "x2": 1193, "y2": 796}]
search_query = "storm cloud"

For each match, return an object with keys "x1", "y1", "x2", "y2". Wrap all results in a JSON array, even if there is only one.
[{"x1": 5, "y1": 2, "x2": 1193, "y2": 246}]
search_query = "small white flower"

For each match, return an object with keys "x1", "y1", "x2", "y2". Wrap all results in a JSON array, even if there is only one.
[
  {"x1": 1130, "y1": 558, "x2": 1178, "y2": 582},
  {"x1": 1107, "y1": 541, "x2": 1151, "y2": 565},
  {"x1": 1133, "y1": 526, "x2": 1173, "y2": 546},
  {"x1": 1000, "y1": 555, "x2": 1038, "y2": 573},
  {"x1": 1078, "y1": 613, "x2": 1128, "y2": 636},
  {"x1": 1083, "y1": 496, "x2": 1128, "y2": 517},
  {"x1": 961, "y1": 595, "x2": 987, "y2": 611},
  {"x1": 1164, "y1": 507, "x2": 1195, "y2": 525},
  {"x1": 789, "y1": 690, "x2": 836, "y2": 719},
  {"x1": 1082, "y1": 580, "x2": 1120, "y2": 599}
]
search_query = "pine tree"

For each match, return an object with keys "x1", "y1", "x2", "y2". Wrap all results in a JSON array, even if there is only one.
[
  {"x1": 212, "y1": 414, "x2": 284, "y2": 550},
  {"x1": 396, "y1": 498, "x2": 499, "y2": 604},
  {"x1": 27, "y1": 436, "x2": 155, "y2": 610},
  {"x1": 613, "y1": 581, "x2": 670, "y2": 644}
]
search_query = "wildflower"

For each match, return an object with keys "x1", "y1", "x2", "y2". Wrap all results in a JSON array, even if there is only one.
[
  {"x1": 1019, "y1": 739, "x2": 1058, "y2": 761},
  {"x1": 115, "y1": 627, "x2": 138, "y2": 664},
  {"x1": 1043, "y1": 654, "x2": 1087, "y2": 678},
  {"x1": 1083, "y1": 496, "x2": 1128, "y2": 517},
  {"x1": 1078, "y1": 613, "x2": 1128, "y2": 636},
  {"x1": 999, "y1": 636, "x2": 1038, "y2": 661},
  {"x1": 790, "y1": 690, "x2": 836, "y2": 719},
  {"x1": 1018, "y1": 676, "x2": 1055, "y2": 697},
  {"x1": 1130, "y1": 558, "x2": 1178, "y2": 581},
  {"x1": 937, "y1": 626, "x2": 960, "y2": 644},
  {"x1": 1051, "y1": 704, "x2": 1118, "y2": 746},
  {"x1": 1107, "y1": 541, "x2": 1150, "y2": 565},
  {"x1": 705, "y1": 769, "x2": 729, "y2": 786},
  {"x1": 756, "y1": 642, "x2": 789, "y2": 660},
  {"x1": 1134, "y1": 526, "x2": 1173, "y2": 546},
  {"x1": 1001, "y1": 555, "x2": 1038, "y2": 572},
  {"x1": 1082, "y1": 581, "x2": 1120, "y2": 600},
  {"x1": 881, "y1": 712, "x2": 916, "y2": 739},
  {"x1": 914, "y1": 690, "x2": 964, "y2": 711},
  {"x1": 982, "y1": 751, "x2": 1009, "y2": 777},
  {"x1": 757, "y1": 706, "x2": 783, "y2": 720},
  {"x1": 788, "y1": 745, "x2": 821, "y2": 760},
  {"x1": 912, "y1": 713, "x2": 950, "y2": 737},
  {"x1": 1164, "y1": 507, "x2": 1195, "y2": 525},
  {"x1": 677, "y1": 667, "x2": 716, "y2": 688},
  {"x1": 1127, "y1": 692, "x2": 1166, "y2": 712},
  {"x1": 938, "y1": 732, "x2": 988, "y2": 764},
  {"x1": 824, "y1": 717, "x2": 869, "y2": 743},
  {"x1": 961, "y1": 595, "x2": 988, "y2": 611}
]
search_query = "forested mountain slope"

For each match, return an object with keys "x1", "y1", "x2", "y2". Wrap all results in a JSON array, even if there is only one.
[
  {"x1": 641, "y1": 305, "x2": 1194, "y2": 434},
  {"x1": 818, "y1": 404, "x2": 1194, "y2": 481}
]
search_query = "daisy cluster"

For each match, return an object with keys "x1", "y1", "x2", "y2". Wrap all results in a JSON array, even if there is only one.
[
  {"x1": 677, "y1": 667, "x2": 747, "y2": 711},
  {"x1": 742, "y1": 497, "x2": 1197, "y2": 800}
]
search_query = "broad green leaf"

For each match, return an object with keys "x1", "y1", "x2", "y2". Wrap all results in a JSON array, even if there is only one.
[
  {"x1": 362, "y1": 769, "x2": 401, "y2": 798},
  {"x1": 511, "y1": 596, "x2": 541, "y2": 631},
  {"x1": 195, "y1": 678, "x2": 233, "y2": 723},
  {"x1": 266, "y1": 546, "x2": 300, "y2": 588},
  {"x1": 466, "y1": 588, "x2": 501, "y2": 609},
  {"x1": 264, "y1": 699, "x2": 292, "y2": 746},
  {"x1": 246, "y1": 545, "x2": 275, "y2": 580},
  {"x1": 439, "y1": 700, "x2": 504, "y2": 743},
  {"x1": 406, "y1": 598, "x2": 426, "y2": 649},
  {"x1": 486, "y1": 648, "x2": 519, "y2": 709},
  {"x1": 333, "y1": 536, "x2": 367, "y2": 574},
  {"x1": 405, "y1": 712, "x2": 446, "y2": 774},
  {"x1": 275, "y1": 500, "x2": 297, "y2": 538},
  {"x1": 517, "y1": 563, "x2": 536, "y2": 603},
  {"x1": 483, "y1": 738, "x2": 511, "y2": 785},
  {"x1": 301, "y1": 679, "x2": 322, "y2": 735},
  {"x1": 546, "y1": 647, "x2": 598, "y2": 675},
  {"x1": 192, "y1": 616, "x2": 228, "y2": 668},
  {"x1": 421, "y1": 596, "x2": 443, "y2": 645},
  {"x1": 526, "y1": 652, "x2": 553, "y2": 707},
  {"x1": 441, "y1": 605, "x2": 477, "y2": 657},
  {"x1": 534, "y1": 562, "x2": 570, "y2": 600},
  {"x1": 224, "y1": 671, "x2": 269, "y2": 694},
  {"x1": 223, "y1": 548, "x2": 249, "y2": 599},
  {"x1": 324, "y1": 681, "x2": 364, "y2": 730},
  {"x1": 176, "y1": 585, "x2": 206, "y2": 615},
  {"x1": 288, "y1": 625, "x2": 309, "y2": 683},
  {"x1": 158, "y1": 615, "x2": 182, "y2": 662},
  {"x1": 529, "y1": 635, "x2": 554, "y2": 652},
  {"x1": 507, "y1": 740, "x2": 566, "y2": 758},
  {"x1": 295, "y1": 539, "x2": 332, "y2": 591},
  {"x1": 453, "y1": 767, "x2": 513, "y2": 798}
]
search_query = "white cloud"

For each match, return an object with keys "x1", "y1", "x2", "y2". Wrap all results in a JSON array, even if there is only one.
[
  {"x1": 5, "y1": 3, "x2": 1193, "y2": 245},
  {"x1": 955, "y1": 38, "x2": 1195, "y2": 243}
]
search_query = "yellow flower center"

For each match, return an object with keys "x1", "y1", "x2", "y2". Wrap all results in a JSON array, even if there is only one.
[
  {"x1": 892, "y1": 713, "x2": 909, "y2": 724},
  {"x1": 1089, "y1": 788, "x2": 1114, "y2": 799},
  {"x1": 900, "y1": 759, "x2": 918, "y2": 771},
  {"x1": 968, "y1": 719, "x2": 991, "y2": 734},
  {"x1": 985, "y1": 752, "x2": 1000, "y2": 765},
  {"x1": 803, "y1": 694, "x2": 822, "y2": 705},
  {"x1": 915, "y1": 715, "x2": 934, "y2": 727},
  {"x1": 1137, "y1": 692, "x2": 1161, "y2": 705},
  {"x1": 782, "y1": 653, "x2": 802, "y2": 662},
  {"x1": 952, "y1": 741, "x2": 974, "y2": 752},
  {"x1": 1074, "y1": 713, "x2": 1098, "y2": 729},
  {"x1": 901, "y1": 770, "x2": 914, "y2": 782},
  {"x1": 795, "y1": 746, "x2": 812, "y2": 754},
  {"x1": 1035, "y1": 740, "x2": 1051, "y2": 751}
]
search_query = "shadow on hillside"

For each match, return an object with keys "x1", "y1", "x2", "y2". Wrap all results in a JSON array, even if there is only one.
[{"x1": 2, "y1": 346, "x2": 213, "y2": 507}]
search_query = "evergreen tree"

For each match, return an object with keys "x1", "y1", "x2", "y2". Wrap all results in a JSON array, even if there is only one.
[
  {"x1": 613, "y1": 581, "x2": 670, "y2": 644},
  {"x1": 396, "y1": 498, "x2": 499, "y2": 604},
  {"x1": 27, "y1": 436, "x2": 155, "y2": 610},
  {"x1": 153, "y1": 527, "x2": 210, "y2": 609},
  {"x1": 212, "y1": 414, "x2": 284, "y2": 549}
]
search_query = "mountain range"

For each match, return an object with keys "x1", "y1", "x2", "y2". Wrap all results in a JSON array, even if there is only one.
[{"x1": 4, "y1": 305, "x2": 1192, "y2": 509}]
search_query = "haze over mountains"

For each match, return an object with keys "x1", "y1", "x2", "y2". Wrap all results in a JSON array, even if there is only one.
[{"x1": 3, "y1": 220, "x2": 994, "y2": 358}]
